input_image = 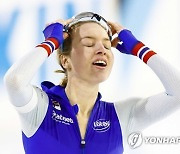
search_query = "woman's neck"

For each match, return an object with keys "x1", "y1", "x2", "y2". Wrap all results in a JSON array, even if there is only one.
[{"x1": 65, "y1": 79, "x2": 99, "y2": 116}]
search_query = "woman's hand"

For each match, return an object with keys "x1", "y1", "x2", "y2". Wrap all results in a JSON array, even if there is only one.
[
  {"x1": 108, "y1": 21, "x2": 141, "y2": 55},
  {"x1": 45, "y1": 19, "x2": 73, "y2": 39},
  {"x1": 108, "y1": 21, "x2": 125, "y2": 48}
]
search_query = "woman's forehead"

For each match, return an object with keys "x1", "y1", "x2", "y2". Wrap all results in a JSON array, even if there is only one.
[{"x1": 76, "y1": 22, "x2": 109, "y2": 39}]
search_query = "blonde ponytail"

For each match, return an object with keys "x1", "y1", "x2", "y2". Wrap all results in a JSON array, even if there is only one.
[{"x1": 55, "y1": 70, "x2": 68, "y2": 87}]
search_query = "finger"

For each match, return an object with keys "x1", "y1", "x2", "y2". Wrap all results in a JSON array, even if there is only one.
[
  {"x1": 65, "y1": 18, "x2": 73, "y2": 25},
  {"x1": 108, "y1": 21, "x2": 124, "y2": 34},
  {"x1": 107, "y1": 21, "x2": 117, "y2": 30},
  {"x1": 54, "y1": 19, "x2": 66, "y2": 25},
  {"x1": 63, "y1": 32, "x2": 69, "y2": 39},
  {"x1": 56, "y1": 18, "x2": 73, "y2": 25},
  {"x1": 111, "y1": 29, "x2": 117, "y2": 36},
  {"x1": 108, "y1": 21, "x2": 116, "y2": 35},
  {"x1": 111, "y1": 37, "x2": 120, "y2": 47},
  {"x1": 110, "y1": 26, "x2": 117, "y2": 36},
  {"x1": 45, "y1": 18, "x2": 73, "y2": 28}
]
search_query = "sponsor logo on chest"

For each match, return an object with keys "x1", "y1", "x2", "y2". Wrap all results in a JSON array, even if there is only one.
[
  {"x1": 52, "y1": 110, "x2": 74, "y2": 125},
  {"x1": 93, "y1": 119, "x2": 110, "y2": 132},
  {"x1": 51, "y1": 99, "x2": 61, "y2": 111}
]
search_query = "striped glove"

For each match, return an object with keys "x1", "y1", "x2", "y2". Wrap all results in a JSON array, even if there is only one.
[
  {"x1": 116, "y1": 29, "x2": 156, "y2": 63},
  {"x1": 36, "y1": 23, "x2": 64, "y2": 56},
  {"x1": 43, "y1": 23, "x2": 64, "y2": 46}
]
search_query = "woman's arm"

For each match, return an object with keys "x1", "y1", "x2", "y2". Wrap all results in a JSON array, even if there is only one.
[
  {"x1": 4, "y1": 47, "x2": 49, "y2": 109},
  {"x1": 4, "y1": 20, "x2": 69, "y2": 110},
  {"x1": 3, "y1": 38, "x2": 57, "y2": 137},
  {"x1": 109, "y1": 22, "x2": 180, "y2": 139},
  {"x1": 4, "y1": 20, "x2": 70, "y2": 137},
  {"x1": 131, "y1": 54, "x2": 180, "y2": 130},
  {"x1": 115, "y1": 54, "x2": 180, "y2": 143}
]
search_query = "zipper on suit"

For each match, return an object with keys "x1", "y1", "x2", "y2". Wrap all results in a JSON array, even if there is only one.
[{"x1": 81, "y1": 139, "x2": 86, "y2": 154}]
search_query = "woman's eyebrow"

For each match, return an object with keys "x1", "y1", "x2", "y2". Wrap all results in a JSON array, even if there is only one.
[
  {"x1": 80, "y1": 36, "x2": 110, "y2": 41},
  {"x1": 80, "y1": 36, "x2": 95, "y2": 41}
]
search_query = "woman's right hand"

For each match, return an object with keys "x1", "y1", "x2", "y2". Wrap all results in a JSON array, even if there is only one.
[{"x1": 45, "y1": 19, "x2": 73, "y2": 39}]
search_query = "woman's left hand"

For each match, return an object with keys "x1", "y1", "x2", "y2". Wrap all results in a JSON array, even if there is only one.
[{"x1": 108, "y1": 21, "x2": 124, "y2": 48}]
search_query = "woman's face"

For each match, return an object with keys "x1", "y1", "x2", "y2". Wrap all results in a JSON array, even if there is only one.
[{"x1": 67, "y1": 22, "x2": 114, "y2": 84}]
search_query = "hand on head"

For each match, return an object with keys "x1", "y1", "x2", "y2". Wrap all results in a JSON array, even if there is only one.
[
  {"x1": 44, "y1": 16, "x2": 126, "y2": 50},
  {"x1": 107, "y1": 21, "x2": 124, "y2": 48},
  {"x1": 45, "y1": 18, "x2": 73, "y2": 39}
]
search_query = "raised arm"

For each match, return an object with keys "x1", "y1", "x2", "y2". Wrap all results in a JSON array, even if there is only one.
[
  {"x1": 4, "y1": 33, "x2": 60, "y2": 109},
  {"x1": 4, "y1": 20, "x2": 71, "y2": 137},
  {"x1": 108, "y1": 22, "x2": 180, "y2": 139},
  {"x1": 4, "y1": 19, "x2": 70, "y2": 109}
]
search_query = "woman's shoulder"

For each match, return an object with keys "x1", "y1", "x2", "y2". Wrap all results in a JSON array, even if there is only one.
[{"x1": 102, "y1": 97, "x2": 144, "y2": 106}]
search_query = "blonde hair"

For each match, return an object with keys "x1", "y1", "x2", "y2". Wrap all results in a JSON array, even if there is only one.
[{"x1": 56, "y1": 24, "x2": 79, "y2": 87}]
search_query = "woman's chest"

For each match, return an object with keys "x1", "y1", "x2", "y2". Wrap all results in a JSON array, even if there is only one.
[{"x1": 77, "y1": 114, "x2": 89, "y2": 139}]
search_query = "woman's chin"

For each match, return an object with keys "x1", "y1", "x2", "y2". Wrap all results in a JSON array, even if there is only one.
[{"x1": 92, "y1": 75, "x2": 109, "y2": 84}]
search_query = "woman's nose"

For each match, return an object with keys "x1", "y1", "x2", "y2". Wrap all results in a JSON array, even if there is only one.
[{"x1": 95, "y1": 43, "x2": 106, "y2": 55}]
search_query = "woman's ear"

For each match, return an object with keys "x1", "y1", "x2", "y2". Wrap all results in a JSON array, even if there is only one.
[{"x1": 60, "y1": 55, "x2": 71, "y2": 70}]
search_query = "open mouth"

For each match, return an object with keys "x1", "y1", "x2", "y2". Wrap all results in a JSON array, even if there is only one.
[{"x1": 92, "y1": 60, "x2": 107, "y2": 67}]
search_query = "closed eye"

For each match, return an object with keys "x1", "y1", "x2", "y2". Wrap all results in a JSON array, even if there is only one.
[
  {"x1": 104, "y1": 44, "x2": 111, "y2": 50},
  {"x1": 81, "y1": 39, "x2": 94, "y2": 47},
  {"x1": 84, "y1": 44, "x2": 95, "y2": 47}
]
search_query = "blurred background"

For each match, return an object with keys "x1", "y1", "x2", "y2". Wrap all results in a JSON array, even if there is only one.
[{"x1": 0, "y1": 0, "x2": 180, "y2": 153}]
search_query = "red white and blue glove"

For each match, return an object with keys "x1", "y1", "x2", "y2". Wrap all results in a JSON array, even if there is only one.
[
  {"x1": 43, "y1": 23, "x2": 64, "y2": 45},
  {"x1": 116, "y1": 29, "x2": 156, "y2": 63},
  {"x1": 36, "y1": 23, "x2": 64, "y2": 56}
]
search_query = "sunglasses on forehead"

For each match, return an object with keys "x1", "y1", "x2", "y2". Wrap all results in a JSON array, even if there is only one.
[{"x1": 64, "y1": 12, "x2": 112, "y2": 40}]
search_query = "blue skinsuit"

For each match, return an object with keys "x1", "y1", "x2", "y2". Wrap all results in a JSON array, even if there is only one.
[{"x1": 22, "y1": 81, "x2": 124, "y2": 154}]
